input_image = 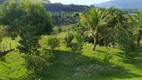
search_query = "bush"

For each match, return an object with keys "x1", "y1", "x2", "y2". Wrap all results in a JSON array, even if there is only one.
[
  {"x1": 53, "y1": 26, "x2": 62, "y2": 34},
  {"x1": 47, "y1": 37, "x2": 60, "y2": 54},
  {"x1": 64, "y1": 33, "x2": 74, "y2": 47},
  {"x1": 70, "y1": 34, "x2": 84, "y2": 62},
  {"x1": 22, "y1": 53, "x2": 48, "y2": 80},
  {"x1": 70, "y1": 43, "x2": 82, "y2": 55},
  {"x1": 118, "y1": 32, "x2": 137, "y2": 57}
]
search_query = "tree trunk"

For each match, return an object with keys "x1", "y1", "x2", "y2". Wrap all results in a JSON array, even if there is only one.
[
  {"x1": 0, "y1": 49, "x2": 14, "y2": 57},
  {"x1": 92, "y1": 36, "x2": 98, "y2": 51},
  {"x1": 137, "y1": 29, "x2": 142, "y2": 47},
  {"x1": 137, "y1": 37, "x2": 141, "y2": 47},
  {"x1": 92, "y1": 42, "x2": 97, "y2": 51}
]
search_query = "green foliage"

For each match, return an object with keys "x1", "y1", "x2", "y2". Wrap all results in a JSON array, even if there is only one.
[
  {"x1": 80, "y1": 6, "x2": 112, "y2": 50},
  {"x1": 64, "y1": 33, "x2": 74, "y2": 47},
  {"x1": 52, "y1": 12, "x2": 80, "y2": 25},
  {"x1": 70, "y1": 43, "x2": 82, "y2": 55},
  {"x1": 0, "y1": 0, "x2": 53, "y2": 35},
  {"x1": 0, "y1": 26, "x2": 7, "y2": 42},
  {"x1": 0, "y1": 1, "x2": 53, "y2": 79},
  {"x1": 0, "y1": 0, "x2": 53, "y2": 53},
  {"x1": 1, "y1": 32, "x2": 142, "y2": 80},
  {"x1": 80, "y1": 6, "x2": 137, "y2": 52},
  {"x1": 17, "y1": 34, "x2": 40, "y2": 54},
  {"x1": 1, "y1": 0, "x2": 142, "y2": 80},
  {"x1": 103, "y1": 51, "x2": 113, "y2": 65},
  {"x1": 118, "y1": 32, "x2": 137, "y2": 57},
  {"x1": 44, "y1": 3, "x2": 89, "y2": 12},
  {"x1": 70, "y1": 42, "x2": 83, "y2": 62},
  {"x1": 47, "y1": 37, "x2": 60, "y2": 54},
  {"x1": 23, "y1": 53, "x2": 48, "y2": 79},
  {"x1": 53, "y1": 26, "x2": 62, "y2": 34},
  {"x1": 131, "y1": 10, "x2": 142, "y2": 47}
]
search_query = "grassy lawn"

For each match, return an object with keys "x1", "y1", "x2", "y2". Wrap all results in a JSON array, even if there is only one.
[{"x1": 0, "y1": 32, "x2": 142, "y2": 80}]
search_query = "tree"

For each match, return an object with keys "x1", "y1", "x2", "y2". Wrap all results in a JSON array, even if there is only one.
[
  {"x1": 0, "y1": 0, "x2": 53, "y2": 79},
  {"x1": 52, "y1": 12, "x2": 80, "y2": 26},
  {"x1": 80, "y1": 6, "x2": 111, "y2": 50},
  {"x1": 80, "y1": 6, "x2": 135, "y2": 51},
  {"x1": 0, "y1": 0, "x2": 53, "y2": 53},
  {"x1": 44, "y1": 3, "x2": 89, "y2": 12},
  {"x1": 47, "y1": 37, "x2": 60, "y2": 55},
  {"x1": 0, "y1": 26, "x2": 15, "y2": 58},
  {"x1": 64, "y1": 33, "x2": 74, "y2": 47},
  {"x1": 132, "y1": 10, "x2": 142, "y2": 47}
]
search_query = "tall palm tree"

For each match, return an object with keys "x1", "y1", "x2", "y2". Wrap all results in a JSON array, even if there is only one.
[
  {"x1": 136, "y1": 11, "x2": 142, "y2": 47},
  {"x1": 80, "y1": 7, "x2": 111, "y2": 51},
  {"x1": 130, "y1": 10, "x2": 142, "y2": 47}
]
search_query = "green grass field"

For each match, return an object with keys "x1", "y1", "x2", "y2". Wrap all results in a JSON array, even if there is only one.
[{"x1": 1, "y1": 32, "x2": 142, "y2": 80}]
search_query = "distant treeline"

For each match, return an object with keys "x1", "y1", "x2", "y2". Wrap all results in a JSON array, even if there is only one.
[
  {"x1": 51, "y1": 12, "x2": 80, "y2": 25},
  {"x1": 43, "y1": 3, "x2": 89, "y2": 25},
  {"x1": 124, "y1": 9, "x2": 142, "y2": 14},
  {"x1": 44, "y1": 3, "x2": 90, "y2": 12}
]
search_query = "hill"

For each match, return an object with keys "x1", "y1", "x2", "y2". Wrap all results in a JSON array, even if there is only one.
[
  {"x1": 0, "y1": 0, "x2": 89, "y2": 12},
  {"x1": 94, "y1": 0, "x2": 142, "y2": 9},
  {"x1": 0, "y1": 0, "x2": 50, "y2": 4}
]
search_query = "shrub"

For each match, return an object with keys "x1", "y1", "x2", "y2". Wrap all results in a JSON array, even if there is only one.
[
  {"x1": 118, "y1": 32, "x2": 137, "y2": 57},
  {"x1": 47, "y1": 37, "x2": 60, "y2": 54},
  {"x1": 70, "y1": 35, "x2": 84, "y2": 61},
  {"x1": 23, "y1": 53, "x2": 48, "y2": 80},
  {"x1": 53, "y1": 26, "x2": 62, "y2": 34},
  {"x1": 64, "y1": 33, "x2": 74, "y2": 47},
  {"x1": 70, "y1": 43, "x2": 82, "y2": 55}
]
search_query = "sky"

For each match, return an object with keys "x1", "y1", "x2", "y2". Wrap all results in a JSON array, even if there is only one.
[{"x1": 50, "y1": 0, "x2": 111, "y2": 5}]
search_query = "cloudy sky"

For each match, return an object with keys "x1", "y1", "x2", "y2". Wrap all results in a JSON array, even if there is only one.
[{"x1": 50, "y1": 0, "x2": 111, "y2": 5}]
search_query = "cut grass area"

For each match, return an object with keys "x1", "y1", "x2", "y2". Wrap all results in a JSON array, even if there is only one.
[{"x1": 0, "y1": 32, "x2": 142, "y2": 80}]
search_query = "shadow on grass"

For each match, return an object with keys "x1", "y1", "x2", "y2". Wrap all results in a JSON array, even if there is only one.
[
  {"x1": 41, "y1": 50, "x2": 142, "y2": 80},
  {"x1": 115, "y1": 48, "x2": 142, "y2": 69},
  {"x1": 0, "y1": 57, "x2": 6, "y2": 62},
  {"x1": 95, "y1": 50, "x2": 106, "y2": 54}
]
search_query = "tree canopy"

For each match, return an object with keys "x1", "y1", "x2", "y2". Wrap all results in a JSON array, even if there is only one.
[{"x1": 0, "y1": 0, "x2": 53, "y2": 53}]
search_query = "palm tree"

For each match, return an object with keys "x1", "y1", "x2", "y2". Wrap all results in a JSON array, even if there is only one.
[
  {"x1": 130, "y1": 10, "x2": 142, "y2": 47},
  {"x1": 80, "y1": 7, "x2": 111, "y2": 51},
  {"x1": 136, "y1": 11, "x2": 142, "y2": 47},
  {"x1": 80, "y1": 6, "x2": 131, "y2": 51}
]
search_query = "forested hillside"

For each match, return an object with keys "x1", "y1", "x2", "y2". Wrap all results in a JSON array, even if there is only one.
[
  {"x1": 0, "y1": 0, "x2": 89, "y2": 26},
  {"x1": 44, "y1": 3, "x2": 89, "y2": 12}
]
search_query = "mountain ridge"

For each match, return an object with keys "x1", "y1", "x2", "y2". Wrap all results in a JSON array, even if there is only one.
[
  {"x1": 0, "y1": 0, "x2": 50, "y2": 4},
  {"x1": 94, "y1": 0, "x2": 142, "y2": 9}
]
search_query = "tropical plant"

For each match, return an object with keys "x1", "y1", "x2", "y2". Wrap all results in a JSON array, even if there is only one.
[
  {"x1": 47, "y1": 37, "x2": 60, "y2": 54},
  {"x1": 131, "y1": 10, "x2": 142, "y2": 47},
  {"x1": 64, "y1": 33, "x2": 74, "y2": 47},
  {"x1": 80, "y1": 6, "x2": 136, "y2": 51},
  {"x1": 80, "y1": 6, "x2": 111, "y2": 50},
  {"x1": 0, "y1": 1, "x2": 53, "y2": 79}
]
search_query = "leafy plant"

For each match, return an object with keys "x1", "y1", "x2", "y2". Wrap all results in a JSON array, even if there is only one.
[
  {"x1": 64, "y1": 33, "x2": 74, "y2": 47},
  {"x1": 103, "y1": 52, "x2": 113, "y2": 65},
  {"x1": 47, "y1": 37, "x2": 60, "y2": 54}
]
